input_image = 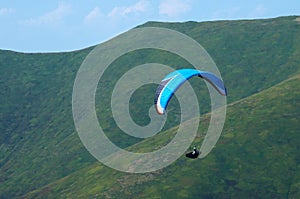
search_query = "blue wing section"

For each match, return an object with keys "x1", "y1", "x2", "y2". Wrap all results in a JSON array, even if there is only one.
[
  {"x1": 199, "y1": 71, "x2": 227, "y2": 96},
  {"x1": 154, "y1": 69, "x2": 227, "y2": 115}
]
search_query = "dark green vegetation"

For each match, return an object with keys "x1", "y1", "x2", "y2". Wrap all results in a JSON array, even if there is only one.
[{"x1": 1, "y1": 16, "x2": 299, "y2": 198}]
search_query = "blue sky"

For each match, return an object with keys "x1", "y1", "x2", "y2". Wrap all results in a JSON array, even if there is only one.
[{"x1": 0, "y1": 0, "x2": 299, "y2": 52}]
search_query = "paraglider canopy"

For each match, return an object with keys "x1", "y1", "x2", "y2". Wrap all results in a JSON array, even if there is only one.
[{"x1": 154, "y1": 69, "x2": 227, "y2": 115}]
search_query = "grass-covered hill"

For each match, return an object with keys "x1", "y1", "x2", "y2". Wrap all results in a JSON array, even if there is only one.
[
  {"x1": 1, "y1": 16, "x2": 299, "y2": 198},
  {"x1": 25, "y1": 73, "x2": 300, "y2": 199}
]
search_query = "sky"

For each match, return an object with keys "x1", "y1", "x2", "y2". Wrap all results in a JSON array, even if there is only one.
[{"x1": 0, "y1": 0, "x2": 299, "y2": 52}]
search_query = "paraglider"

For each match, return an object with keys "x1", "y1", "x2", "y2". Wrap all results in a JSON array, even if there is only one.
[
  {"x1": 185, "y1": 145, "x2": 200, "y2": 159},
  {"x1": 154, "y1": 69, "x2": 227, "y2": 159},
  {"x1": 154, "y1": 69, "x2": 227, "y2": 115}
]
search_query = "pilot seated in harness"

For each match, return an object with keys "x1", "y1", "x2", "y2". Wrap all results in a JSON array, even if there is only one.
[{"x1": 185, "y1": 145, "x2": 200, "y2": 159}]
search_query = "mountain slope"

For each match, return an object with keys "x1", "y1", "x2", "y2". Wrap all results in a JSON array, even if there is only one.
[
  {"x1": 0, "y1": 49, "x2": 96, "y2": 198},
  {"x1": 141, "y1": 16, "x2": 300, "y2": 102},
  {"x1": 25, "y1": 74, "x2": 300, "y2": 198},
  {"x1": 0, "y1": 16, "x2": 299, "y2": 198}
]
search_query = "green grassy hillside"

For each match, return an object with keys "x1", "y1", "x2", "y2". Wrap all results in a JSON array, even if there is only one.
[
  {"x1": 0, "y1": 16, "x2": 299, "y2": 198},
  {"x1": 0, "y1": 49, "x2": 97, "y2": 197},
  {"x1": 25, "y1": 74, "x2": 300, "y2": 198}
]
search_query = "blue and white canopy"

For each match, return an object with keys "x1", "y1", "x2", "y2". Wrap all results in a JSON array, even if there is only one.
[{"x1": 154, "y1": 69, "x2": 227, "y2": 115}]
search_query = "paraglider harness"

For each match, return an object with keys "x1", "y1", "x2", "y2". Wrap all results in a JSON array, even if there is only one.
[{"x1": 185, "y1": 146, "x2": 200, "y2": 159}]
